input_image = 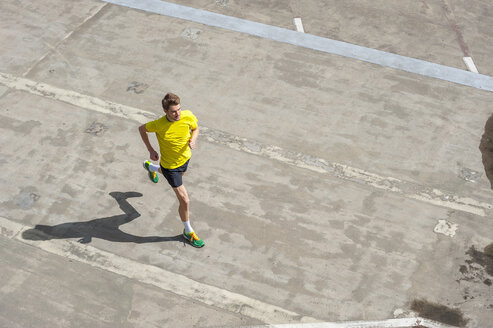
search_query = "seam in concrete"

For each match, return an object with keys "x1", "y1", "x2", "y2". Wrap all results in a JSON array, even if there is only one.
[
  {"x1": 100, "y1": 0, "x2": 493, "y2": 93},
  {"x1": 0, "y1": 72, "x2": 490, "y2": 217},
  {"x1": 440, "y1": 0, "x2": 470, "y2": 58},
  {"x1": 22, "y1": 2, "x2": 109, "y2": 77}
]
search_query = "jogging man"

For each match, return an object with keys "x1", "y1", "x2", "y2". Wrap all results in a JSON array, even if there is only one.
[{"x1": 138, "y1": 93, "x2": 204, "y2": 248}]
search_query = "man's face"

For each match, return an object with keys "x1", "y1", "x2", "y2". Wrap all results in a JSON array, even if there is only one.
[{"x1": 165, "y1": 104, "x2": 181, "y2": 122}]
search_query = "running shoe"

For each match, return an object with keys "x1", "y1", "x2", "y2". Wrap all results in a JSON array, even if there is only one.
[
  {"x1": 183, "y1": 229, "x2": 205, "y2": 248},
  {"x1": 143, "y1": 161, "x2": 159, "y2": 183}
]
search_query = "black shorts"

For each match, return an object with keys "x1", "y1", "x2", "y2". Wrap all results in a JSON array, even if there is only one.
[{"x1": 160, "y1": 159, "x2": 189, "y2": 188}]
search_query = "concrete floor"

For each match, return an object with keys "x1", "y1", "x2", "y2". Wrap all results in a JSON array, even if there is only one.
[{"x1": 1, "y1": 1, "x2": 493, "y2": 327}]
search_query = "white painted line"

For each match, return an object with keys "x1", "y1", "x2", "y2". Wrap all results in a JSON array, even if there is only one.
[
  {"x1": 240, "y1": 316, "x2": 459, "y2": 327},
  {"x1": 101, "y1": 0, "x2": 493, "y2": 93},
  {"x1": 0, "y1": 215, "x2": 318, "y2": 324},
  {"x1": 293, "y1": 18, "x2": 305, "y2": 33},
  {"x1": 0, "y1": 72, "x2": 491, "y2": 216},
  {"x1": 0, "y1": 72, "x2": 157, "y2": 125},
  {"x1": 462, "y1": 57, "x2": 478, "y2": 73}
]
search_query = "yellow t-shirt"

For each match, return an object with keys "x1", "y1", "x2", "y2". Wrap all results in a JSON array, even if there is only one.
[{"x1": 145, "y1": 110, "x2": 198, "y2": 169}]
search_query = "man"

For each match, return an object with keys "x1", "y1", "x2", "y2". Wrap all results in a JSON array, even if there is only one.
[{"x1": 138, "y1": 92, "x2": 204, "y2": 248}]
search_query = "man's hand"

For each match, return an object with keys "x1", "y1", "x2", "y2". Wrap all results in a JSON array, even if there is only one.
[
  {"x1": 188, "y1": 139, "x2": 196, "y2": 150},
  {"x1": 189, "y1": 127, "x2": 199, "y2": 150},
  {"x1": 149, "y1": 149, "x2": 159, "y2": 161}
]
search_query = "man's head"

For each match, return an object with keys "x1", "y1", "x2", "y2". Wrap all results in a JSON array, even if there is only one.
[{"x1": 162, "y1": 93, "x2": 181, "y2": 122}]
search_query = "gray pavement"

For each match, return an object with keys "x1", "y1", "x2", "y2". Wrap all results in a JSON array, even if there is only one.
[
  {"x1": 0, "y1": 235, "x2": 256, "y2": 328},
  {"x1": 1, "y1": 1, "x2": 493, "y2": 327}
]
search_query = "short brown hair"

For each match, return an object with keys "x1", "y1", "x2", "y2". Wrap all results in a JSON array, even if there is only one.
[{"x1": 162, "y1": 93, "x2": 180, "y2": 110}]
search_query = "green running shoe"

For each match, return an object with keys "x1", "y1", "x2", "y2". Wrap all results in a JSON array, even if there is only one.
[
  {"x1": 183, "y1": 230, "x2": 205, "y2": 248},
  {"x1": 143, "y1": 161, "x2": 158, "y2": 183}
]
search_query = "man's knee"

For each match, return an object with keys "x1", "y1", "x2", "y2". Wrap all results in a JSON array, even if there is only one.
[
  {"x1": 174, "y1": 186, "x2": 189, "y2": 205},
  {"x1": 180, "y1": 194, "x2": 190, "y2": 207}
]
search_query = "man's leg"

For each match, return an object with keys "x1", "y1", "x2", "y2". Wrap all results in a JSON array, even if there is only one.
[
  {"x1": 173, "y1": 184, "x2": 204, "y2": 248},
  {"x1": 173, "y1": 185, "x2": 190, "y2": 224}
]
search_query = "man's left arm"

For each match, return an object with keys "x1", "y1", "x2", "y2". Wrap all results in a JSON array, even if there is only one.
[{"x1": 189, "y1": 126, "x2": 199, "y2": 149}]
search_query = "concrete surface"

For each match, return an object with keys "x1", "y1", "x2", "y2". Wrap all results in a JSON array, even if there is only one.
[{"x1": 1, "y1": 0, "x2": 493, "y2": 327}]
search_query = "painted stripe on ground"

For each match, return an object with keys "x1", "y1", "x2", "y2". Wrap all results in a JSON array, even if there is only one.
[
  {"x1": 240, "y1": 316, "x2": 458, "y2": 328},
  {"x1": 463, "y1": 57, "x2": 479, "y2": 73},
  {"x1": 101, "y1": 0, "x2": 493, "y2": 93},
  {"x1": 0, "y1": 72, "x2": 491, "y2": 216},
  {"x1": 0, "y1": 216, "x2": 317, "y2": 324},
  {"x1": 293, "y1": 18, "x2": 305, "y2": 33}
]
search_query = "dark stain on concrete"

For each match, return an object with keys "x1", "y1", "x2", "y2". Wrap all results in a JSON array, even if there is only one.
[
  {"x1": 274, "y1": 58, "x2": 321, "y2": 89},
  {"x1": 411, "y1": 299, "x2": 468, "y2": 327},
  {"x1": 458, "y1": 167, "x2": 482, "y2": 182},
  {"x1": 0, "y1": 115, "x2": 41, "y2": 134},
  {"x1": 126, "y1": 81, "x2": 148, "y2": 94},
  {"x1": 85, "y1": 121, "x2": 108, "y2": 136},
  {"x1": 458, "y1": 243, "x2": 493, "y2": 288},
  {"x1": 13, "y1": 190, "x2": 40, "y2": 209},
  {"x1": 0, "y1": 188, "x2": 41, "y2": 211},
  {"x1": 466, "y1": 243, "x2": 493, "y2": 276},
  {"x1": 40, "y1": 128, "x2": 74, "y2": 146}
]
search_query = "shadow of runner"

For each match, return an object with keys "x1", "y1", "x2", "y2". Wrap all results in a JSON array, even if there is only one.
[
  {"x1": 479, "y1": 114, "x2": 493, "y2": 189},
  {"x1": 22, "y1": 191, "x2": 183, "y2": 244}
]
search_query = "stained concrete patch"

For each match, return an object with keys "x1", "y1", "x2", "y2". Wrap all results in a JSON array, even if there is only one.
[
  {"x1": 458, "y1": 167, "x2": 482, "y2": 183},
  {"x1": 433, "y1": 219, "x2": 458, "y2": 237},
  {"x1": 0, "y1": 115, "x2": 41, "y2": 134},
  {"x1": 85, "y1": 121, "x2": 108, "y2": 136},
  {"x1": 40, "y1": 127, "x2": 75, "y2": 146},
  {"x1": 215, "y1": 0, "x2": 229, "y2": 7},
  {"x1": 13, "y1": 191, "x2": 40, "y2": 210},
  {"x1": 410, "y1": 299, "x2": 468, "y2": 327},
  {"x1": 456, "y1": 242, "x2": 493, "y2": 309},
  {"x1": 465, "y1": 243, "x2": 493, "y2": 276},
  {"x1": 392, "y1": 308, "x2": 417, "y2": 319},
  {"x1": 126, "y1": 81, "x2": 148, "y2": 94},
  {"x1": 181, "y1": 27, "x2": 202, "y2": 40}
]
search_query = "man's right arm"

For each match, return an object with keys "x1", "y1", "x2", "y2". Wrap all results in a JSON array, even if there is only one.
[{"x1": 138, "y1": 124, "x2": 159, "y2": 161}]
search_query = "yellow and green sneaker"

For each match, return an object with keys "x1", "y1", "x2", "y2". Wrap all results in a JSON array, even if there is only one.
[
  {"x1": 143, "y1": 161, "x2": 158, "y2": 183},
  {"x1": 183, "y1": 230, "x2": 205, "y2": 248}
]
